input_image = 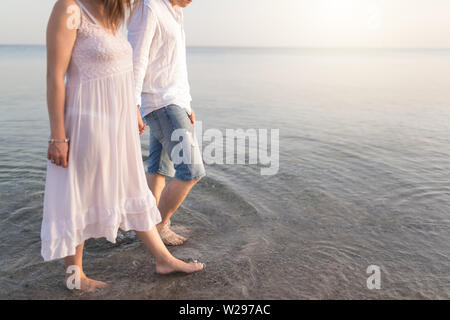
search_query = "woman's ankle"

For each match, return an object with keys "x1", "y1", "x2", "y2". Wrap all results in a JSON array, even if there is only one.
[{"x1": 64, "y1": 265, "x2": 86, "y2": 279}]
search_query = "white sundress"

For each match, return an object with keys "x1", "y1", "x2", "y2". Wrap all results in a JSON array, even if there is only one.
[{"x1": 41, "y1": 1, "x2": 161, "y2": 261}]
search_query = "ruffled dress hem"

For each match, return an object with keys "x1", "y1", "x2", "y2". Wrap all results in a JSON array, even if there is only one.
[{"x1": 41, "y1": 193, "x2": 162, "y2": 261}]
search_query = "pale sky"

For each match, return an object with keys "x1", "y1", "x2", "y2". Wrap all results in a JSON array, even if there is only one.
[{"x1": 0, "y1": 0, "x2": 449, "y2": 48}]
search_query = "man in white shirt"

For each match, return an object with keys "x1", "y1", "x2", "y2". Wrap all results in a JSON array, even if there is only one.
[{"x1": 128, "y1": 0, "x2": 205, "y2": 246}]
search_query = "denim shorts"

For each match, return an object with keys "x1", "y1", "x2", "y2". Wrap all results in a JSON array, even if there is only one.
[{"x1": 143, "y1": 104, "x2": 206, "y2": 181}]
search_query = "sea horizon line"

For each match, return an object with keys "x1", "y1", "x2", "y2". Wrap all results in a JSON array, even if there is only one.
[{"x1": 1, "y1": 44, "x2": 450, "y2": 51}]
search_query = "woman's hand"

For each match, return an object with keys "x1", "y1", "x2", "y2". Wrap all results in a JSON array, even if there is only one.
[
  {"x1": 47, "y1": 142, "x2": 69, "y2": 168},
  {"x1": 137, "y1": 107, "x2": 146, "y2": 135}
]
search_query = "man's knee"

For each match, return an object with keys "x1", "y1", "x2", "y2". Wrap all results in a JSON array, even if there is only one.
[
  {"x1": 174, "y1": 176, "x2": 201, "y2": 186},
  {"x1": 183, "y1": 176, "x2": 201, "y2": 185}
]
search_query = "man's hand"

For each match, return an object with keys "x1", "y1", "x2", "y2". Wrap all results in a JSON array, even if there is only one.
[
  {"x1": 188, "y1": 108, "x2": 195, "y2": 125},
  {"x1": 137, "y1": 106, "x2": 146, "y2": 135}
]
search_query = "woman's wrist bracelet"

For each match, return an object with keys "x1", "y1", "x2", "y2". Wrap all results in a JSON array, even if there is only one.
[{"x1": 48, "y1": 138, "x2": 70, "y2": 144}]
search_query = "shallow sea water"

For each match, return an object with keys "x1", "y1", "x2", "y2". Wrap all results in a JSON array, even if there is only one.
[{"x1": 0, "y1": 46, "x2": 449, "y2": 299}]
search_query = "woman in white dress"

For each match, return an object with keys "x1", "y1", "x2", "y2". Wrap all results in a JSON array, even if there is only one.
[{"x1": 43, "y1": 0, "x2": 204, "y2": 292}]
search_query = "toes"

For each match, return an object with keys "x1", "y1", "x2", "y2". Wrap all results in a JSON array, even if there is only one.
[
  {"x1": 192, "y1": 262, "x2": 205, "y2": 272},
  {"x1": 159, "y1": 226, "x2": 188, "y2": 246},
  {"x1": 166, "y1": 238, "x2": 182, "y2": 246},
  {"x1": 167, "y1": 236, "x2": 186, "y2": 246}
]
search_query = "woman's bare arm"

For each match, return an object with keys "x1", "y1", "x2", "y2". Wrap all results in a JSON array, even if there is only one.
[{"x1": 46, "y1": 0, "x2": 78, "y2": 167}]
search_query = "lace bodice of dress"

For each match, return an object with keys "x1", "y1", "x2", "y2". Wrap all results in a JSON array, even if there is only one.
[{"x1": 67, "y1": 6, "x2": 133, "y2": 84}]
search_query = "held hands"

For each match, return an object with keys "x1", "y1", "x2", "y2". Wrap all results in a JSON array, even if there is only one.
[
  {"x1": 47, "y1": 141, "x2": 69, "y2": 168},
  {"x1": 137, "y1": 105, "x2": 146, "y2": 135},
  {"x1": 136, "y1": 105, "x2": 192, "y2": 134},
  {"x1": 47, "y1": 106, "x2": 146, "y2": 168},
  {"x1": 188, "y1": 108, "x2": 195, "y2": 125}
]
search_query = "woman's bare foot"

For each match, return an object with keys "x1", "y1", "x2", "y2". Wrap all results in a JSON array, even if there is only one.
[
  {"x1": 65, "y1": 274, "x2": 109, "y2": 293},
  {"x1": 156, "y1": 257, "x2": 205, "y2": 275},
  {"x1": 157, "y1": 223, "x2": 188, "y2": 246}
]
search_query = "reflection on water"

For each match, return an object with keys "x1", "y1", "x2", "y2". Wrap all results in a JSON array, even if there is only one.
[{"x1": 0, "y1": 46, "x2": 449, "y2": 299}]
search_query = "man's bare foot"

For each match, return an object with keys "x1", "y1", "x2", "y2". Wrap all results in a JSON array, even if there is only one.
[
  {"x1": 65, "y1": 274, "x2": 109, "y2": 293},
  {"x1": 157, "y1": 223, "x2": 188, "y2": 246},
  {"x1": 156, "y1": 257, "x2": 205, "y2": 275},
  {"x1": 171, "y1": 224, "x2": 192, "y2": 235}
]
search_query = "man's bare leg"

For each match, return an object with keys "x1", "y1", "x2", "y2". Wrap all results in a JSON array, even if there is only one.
[
  {"x1": 147, "y1": 173, "x2": 166, "y2": 206},
  {"x1": 147, "y1": 173, "x2": 200, "y2": 246}
]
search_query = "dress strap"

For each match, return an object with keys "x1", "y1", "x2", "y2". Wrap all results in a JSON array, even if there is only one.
[{"x1": 75, "y1": 0, "x2": 99, "y2": 25}]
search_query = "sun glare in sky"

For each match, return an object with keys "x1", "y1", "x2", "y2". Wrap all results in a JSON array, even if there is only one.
[
  {"x1": 314, "y1": 0, "x2": 375, "y2": 25},
  {"x1": 308, "y1": 0, "x2": 383, "y2": 46}
]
